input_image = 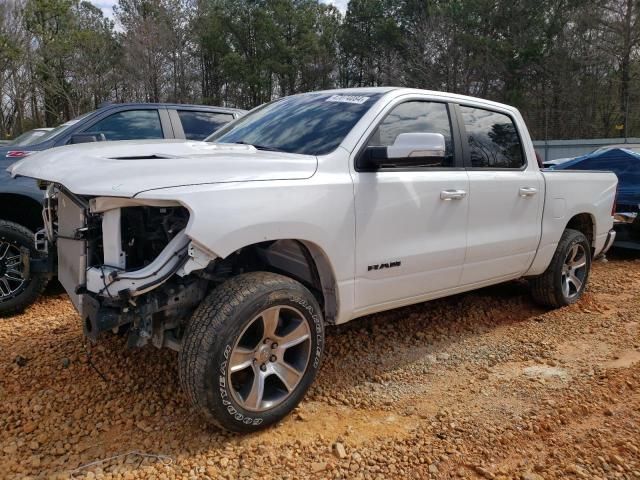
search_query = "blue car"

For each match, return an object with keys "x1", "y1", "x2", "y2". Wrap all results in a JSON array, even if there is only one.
[
  {"x1": 0, "y1": 103, "x2": 244, "y2": 315},
  {"x1": 552, "y1": 146, "x2": 640, "y2": 249}
]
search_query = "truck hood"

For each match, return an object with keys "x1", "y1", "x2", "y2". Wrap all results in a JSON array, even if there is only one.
[{"x1": 7, "y1": 140, "x2": 317, "y2": 197}]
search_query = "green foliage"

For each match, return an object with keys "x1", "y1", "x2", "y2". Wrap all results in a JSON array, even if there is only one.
[
  {"x1": 193, "y1": 0, "x2": 341, "y2": 108},
  {"x1": 2, "y1": 0, "x2": 640, "y2": 139},
  {"x1": 21, "y1": 0, "x2": 119, "y2": 124}
]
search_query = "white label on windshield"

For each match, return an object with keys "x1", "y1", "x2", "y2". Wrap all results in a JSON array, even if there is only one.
[{"x1": 326, "y1": 95, "x2": 370, "y2": 104}]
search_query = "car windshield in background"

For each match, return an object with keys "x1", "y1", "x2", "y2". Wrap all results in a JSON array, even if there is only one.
[
  {"x1": 208, "y1": 92, "x2": 384, "y2": 155},
  {"x1": 35, "y1": 111, "x2": 93, "y2": 144},
  {"x1": 8, "y1": 129, "x2": 49, "y2": 146}
]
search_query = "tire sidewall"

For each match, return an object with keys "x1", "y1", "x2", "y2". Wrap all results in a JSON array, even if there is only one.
[
  {"x1": 555, "y1": 232, "x2": 591, "y2": 305},
  {"x1": 201, "y1": 285, "x2": 323, "y2": 430}
]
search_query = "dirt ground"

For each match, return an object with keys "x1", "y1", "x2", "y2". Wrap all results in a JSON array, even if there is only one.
[{"x1": 1, "y1": 255, "x2": 639, "y2": 480}]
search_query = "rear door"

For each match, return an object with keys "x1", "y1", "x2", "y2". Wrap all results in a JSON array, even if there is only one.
[
  {"x1": 456, "y1": 104, "x2": 543, "y2": 285},
  {"x1": 169, "y1": 109, "x2": 236, "y2": 140},
  {"x1": 352, "y1": 98, "x2": 469, "y2": 312}
]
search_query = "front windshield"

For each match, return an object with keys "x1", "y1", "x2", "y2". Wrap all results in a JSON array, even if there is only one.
[
  {"x1": 207, "y1": 92, "x2": 384, "y2": 155},
  {"x1": 35, "y1": 111, "x2": 94, "y2": 144}
]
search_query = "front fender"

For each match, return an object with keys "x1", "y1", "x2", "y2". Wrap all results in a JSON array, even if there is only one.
[{"x1": 136, "y1": 177, "x2": 356, "y2": 323}]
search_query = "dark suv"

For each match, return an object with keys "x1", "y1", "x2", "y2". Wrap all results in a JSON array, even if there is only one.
[{"x1": 0, "y1": 103, "x2": 244, "y2": 315}]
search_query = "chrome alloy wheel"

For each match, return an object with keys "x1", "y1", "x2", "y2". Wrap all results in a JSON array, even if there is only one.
[
  {"x1": 0, "y1": 241, "x2": 25, "y2": 300},
  {"x1": 561, "y1": 243, "x2": 587, "y2": 299},
  {"x1": 227, "y1": 306, "x2": 312, "y2": 412}
]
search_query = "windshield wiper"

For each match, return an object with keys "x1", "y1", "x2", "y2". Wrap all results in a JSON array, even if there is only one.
[{"x1": 231, "y1": 141, "x2": 285, "y2": 152}]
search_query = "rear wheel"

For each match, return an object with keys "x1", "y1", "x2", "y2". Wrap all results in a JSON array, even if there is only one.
[
  {"x1": 0, "y1": 220, "x2": 49, "y2": 316},
  {"x1": 179, "y1": 272, "x2": 324, "y2": 432},
  {"x1": 530, "y1": 228, "x2": 591, "y2": 308}
]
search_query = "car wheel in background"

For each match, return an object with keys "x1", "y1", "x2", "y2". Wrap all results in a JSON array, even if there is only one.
[{"x1": 0, "y1": 220, "x2": 49, "y2": 316}]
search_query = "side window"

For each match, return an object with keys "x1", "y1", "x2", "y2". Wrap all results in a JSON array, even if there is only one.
[
  {"x1": 368, "y1": 101, "x2": 454, "y2": 168},
  {"x1": 178, "y1": 111, "x2": 234, "y2": 140},
  {"x1": 83, "y1": 110, "x2": 163, "y2": 141},
  {"x1": 459, "y1": 106, "x2": 524, "y2": 169}
]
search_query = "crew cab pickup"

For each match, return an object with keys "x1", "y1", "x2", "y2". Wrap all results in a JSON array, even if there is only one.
[{"x1": 8, "y1": 88, "x2": 617, "y2": 432}]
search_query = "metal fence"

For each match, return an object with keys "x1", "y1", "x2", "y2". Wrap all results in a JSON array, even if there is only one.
[{"x1": 532, "y1": 138, "x2": 640, "y2": 162}]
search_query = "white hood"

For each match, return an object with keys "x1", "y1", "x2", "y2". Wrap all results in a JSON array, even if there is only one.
[{"x1": 8, "y1": 140, "x2": 317, "y2": 198}]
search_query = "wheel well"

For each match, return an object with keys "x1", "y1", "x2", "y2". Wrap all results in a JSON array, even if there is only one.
[
  {"x1": 0, "y1": 194, "x2": 43, "y2": 232},
  {"x1": 213, "y1": 240, "x2": 338, "y2": 324},
  {"x1": 566, "y1": 213, "x2": 594, "y2": 247}
]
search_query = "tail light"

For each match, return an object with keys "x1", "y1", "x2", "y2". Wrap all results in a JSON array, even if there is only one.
[
  {"x1": 612, "y1": 184, "x2": 618, "y2": 216},
  {"x1": 6, "y1": 150, "x2": 34, "y2": 158}
]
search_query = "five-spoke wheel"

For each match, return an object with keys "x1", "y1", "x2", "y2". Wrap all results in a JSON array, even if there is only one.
[
  {"x1": 228, "y1": 306, "x2": 311, "y2": 411},
  {"x1": 561, "y1": 243, "x2": 587, "y2": 299},
  {"x1": 179, "y1": 272, "x2": 323, "y2": 432},
  {"x1": 531, "y1": 228, "x2": 592, "y2": 307}
]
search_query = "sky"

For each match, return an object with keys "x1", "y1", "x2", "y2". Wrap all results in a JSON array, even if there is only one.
[{"x1": 91, "y1": 0, "x2": 348, "y2": 20}]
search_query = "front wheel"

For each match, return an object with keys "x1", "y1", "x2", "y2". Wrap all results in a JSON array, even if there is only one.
[
  {"x1": 179, "y1": 272, "x2": 324, "y2": 432},
  {"x1": 530, "y1": 228, "x2": 591, "y2": 308},
  {"x1": 0, "y1": 220, "x2": 49, "y2": 316}
]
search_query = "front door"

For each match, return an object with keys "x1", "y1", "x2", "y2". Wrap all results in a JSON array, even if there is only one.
[{"x1": 353, "y1": 100, "x2": 469, "y2": 313}]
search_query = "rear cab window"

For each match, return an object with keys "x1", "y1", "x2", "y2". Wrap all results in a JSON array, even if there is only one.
[{"x1": 459, "y1": 106, "x2": 525, "y2": 169}]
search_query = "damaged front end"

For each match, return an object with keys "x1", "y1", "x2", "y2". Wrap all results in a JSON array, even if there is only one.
[{"x1": 46, "y1": 186, "x2": 215, "y2": 350}]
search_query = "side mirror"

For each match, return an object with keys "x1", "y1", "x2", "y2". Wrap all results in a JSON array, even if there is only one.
[
  {"x1": 388, "y1": 132, "x2": 446, "y2": 160},
  {"x1": 69, "y1": 133, "x2": 106, "y2": 144},
  {"x1": 358, "y1": 132, "x2": 446, "y2": 169}
]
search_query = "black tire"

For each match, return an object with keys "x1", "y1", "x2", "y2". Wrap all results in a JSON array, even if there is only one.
[
  {"x1": 530, "y1": 228, "x2": 591, "y2": 308},
  {"x1": 0, "y1": 220, "x2": 49, "y2": 316},
  {"x1": 179, "y1": 272, "x2": 324, "y2": 432}
]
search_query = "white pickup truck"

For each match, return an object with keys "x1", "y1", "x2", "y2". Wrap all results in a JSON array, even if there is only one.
[{"x1": 9, "y1": 88, "x2": 617, "y2": 432}]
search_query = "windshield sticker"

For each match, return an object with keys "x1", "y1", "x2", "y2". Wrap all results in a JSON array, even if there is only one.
[{"x1": 326, "y1": 95, "x2": 370, "y2": 105}]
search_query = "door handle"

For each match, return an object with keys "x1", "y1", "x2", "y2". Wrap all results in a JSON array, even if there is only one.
[
  {"x1": 440, "y1": 189, "x2": 467, "y2": 201},
  {"x1": 519, "y1": 187, "x2": 538, "y2": 197}
]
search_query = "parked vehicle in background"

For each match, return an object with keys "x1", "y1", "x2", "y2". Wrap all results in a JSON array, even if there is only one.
[
  {"x1": 0, "y1": 103, "x2": 244, "y2": 315},
  {"x1": 543, "y1": 143, "x2": 640, "y2": 170},
  {"x1": 542, "y1": 157, "x2": 573, "y2": 168},
  {"x1": 591, "y1": 143, "x2": 640, "y2": 155},
  {"x1": 7, "y1": 128, "x2": 53, "y2": 147},
  {"x1": 9, "y1": 88, "x2": 617, "y2": 432},
  {"x1": 552, "y1": 146, "x2": 640, "y2": 249}
]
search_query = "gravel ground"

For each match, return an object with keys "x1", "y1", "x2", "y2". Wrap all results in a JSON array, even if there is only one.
[{"x1": 1, "y1": 255, "x2": 639, "y2": 480}]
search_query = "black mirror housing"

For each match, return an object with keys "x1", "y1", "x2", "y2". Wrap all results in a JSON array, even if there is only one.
[
  {"x1": 69, "y1": 133, "x2": 106, "y2": 144},
  {"x1": 356, "y1": 146, "x2": 388, "y2": 170},
  {"x1": 357, "y1": 146, "x2": 447, "y2": 170}
]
